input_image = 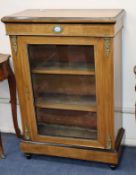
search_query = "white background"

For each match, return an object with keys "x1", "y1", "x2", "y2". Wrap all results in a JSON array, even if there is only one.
[{"x1": 0, "y1": 0, "x2": 135, "y2": 145}]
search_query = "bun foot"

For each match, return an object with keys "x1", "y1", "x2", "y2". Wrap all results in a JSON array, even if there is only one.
[
  {"x1": 109, "y1": 164, "x2": 118, "y2": 170},
  {"x1": 25, "y1": 153, "x2": 32, "y2": 159}
]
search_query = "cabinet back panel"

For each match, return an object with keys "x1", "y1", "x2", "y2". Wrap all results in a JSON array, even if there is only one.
[
  {"x1": 36, "y1": 108, "x2": 97, "y2": 129},
  {"x1": 32, "y1": 74, "x2": 96, "y2": 96}
]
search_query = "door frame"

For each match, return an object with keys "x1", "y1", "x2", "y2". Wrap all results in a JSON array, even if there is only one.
[{"x1": 16, "y1": 36, "x2": 109, "y2": 149}]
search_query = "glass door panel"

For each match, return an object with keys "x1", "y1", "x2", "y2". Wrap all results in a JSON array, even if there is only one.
[
  {"x1": 28, "y1": 44, "x2": 97, "y2": 140},
  {"x1": 29, "y1": 45, "x2": 95, "y2": 75},
  {"x1": 36, "y1": 109, "x2": 97, "y2": 139}
]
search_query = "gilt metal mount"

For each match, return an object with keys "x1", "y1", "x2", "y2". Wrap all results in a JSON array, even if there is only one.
[
  {"x1": 104, "y1": 38, "x2": 111, "y2": 57},
  {"x1": 24, "y1": 127, "x2": 30, "y2": 140},
  {"x1": 10, "y1": 36, "x2": 17, "y2": 53},
  {"x1": 106, "y1": 136, "x2": 112, "y2": 149}
]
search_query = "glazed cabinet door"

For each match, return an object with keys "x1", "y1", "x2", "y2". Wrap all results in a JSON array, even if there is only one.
[{"x1": 14, "y1": 36, "x2": 110, "y2": 149}]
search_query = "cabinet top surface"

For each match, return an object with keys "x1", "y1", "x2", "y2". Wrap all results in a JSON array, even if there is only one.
[{"x1": 2, "y1": 9, "x2": 125, "y2": 23}]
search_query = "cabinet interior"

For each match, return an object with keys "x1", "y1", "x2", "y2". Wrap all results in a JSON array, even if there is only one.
[{"x1": 28, "y1": 44, "x2": 97, "y2": 140}]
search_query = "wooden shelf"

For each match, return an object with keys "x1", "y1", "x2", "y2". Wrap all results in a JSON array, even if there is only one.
[
  {"x1": 35, "y1": 94, "x2": 97, "y2": 112},
  {"x1": 38, "y1": 123, "x2": 97, "y2": 140},
  {"x1": 31, "y1": 62, "x2": 95, "y2": 75}
]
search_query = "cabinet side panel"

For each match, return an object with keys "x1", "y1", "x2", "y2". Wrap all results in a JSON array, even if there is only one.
[
  {"x1": 95, "y1": 38, "x2": 114, "y2": 149},
  {"x1": 9, "y1": 36, "x2": 27, "y2": 137},
  {"x1": 113, "y1": 31, "x2": 123, "y2": 140}
]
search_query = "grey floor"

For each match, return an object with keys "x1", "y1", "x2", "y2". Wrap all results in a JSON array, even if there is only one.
[{"x1": 0, "y1": 133, "x2": 136, "y2": 175}]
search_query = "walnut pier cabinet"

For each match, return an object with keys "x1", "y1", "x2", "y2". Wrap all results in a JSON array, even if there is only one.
[{"x1": 2, "y1": 9, "x2": 125, "y2": 168}]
